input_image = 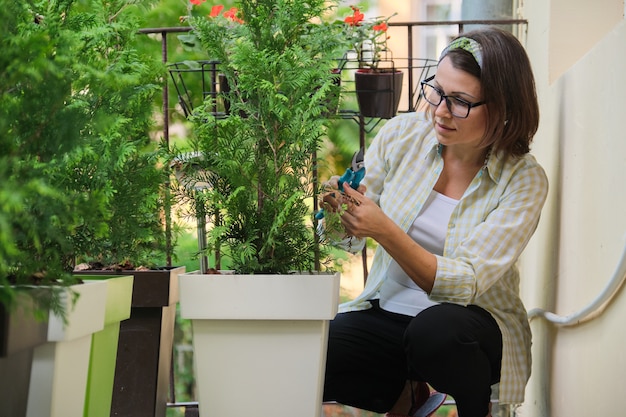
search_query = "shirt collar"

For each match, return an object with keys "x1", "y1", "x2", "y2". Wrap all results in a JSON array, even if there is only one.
[
  {"x1": 483, "y1": 147, "x2": 504, "y2": 184},
  {"x1": 431, "y1": 140, "x2": 504, "y2": 185}
]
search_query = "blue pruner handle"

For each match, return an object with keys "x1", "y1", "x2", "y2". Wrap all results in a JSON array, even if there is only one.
[
  {"x1": 350, "y1": 167, "x2": 366, "y2": 190},
  {"x1": 315, "y1": 169, "x2": 353, "y2": 219},
  {"x1": 338, "y1": 166, "x2": 365, "y2": 192},
  {"x1": 337, "y1": 167, "x2": 354, "y2": 193}
]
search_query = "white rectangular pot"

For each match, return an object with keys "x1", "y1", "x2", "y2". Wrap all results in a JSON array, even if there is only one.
[
  {"x1": 26, "y1": 279, "x2": 109, "y2": 417},
  {"x1": 179, "y1": 272, "x2": 341, "y2": 417}
]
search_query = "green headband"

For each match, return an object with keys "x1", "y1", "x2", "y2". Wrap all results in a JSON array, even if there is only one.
[{"x1": 440, "y1": 36, "x2": 483, "y2": 69}]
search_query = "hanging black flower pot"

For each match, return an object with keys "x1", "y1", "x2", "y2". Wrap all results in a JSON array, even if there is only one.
[{"x1": 355, "y1": 68, "x2": 404, "y2": 119}]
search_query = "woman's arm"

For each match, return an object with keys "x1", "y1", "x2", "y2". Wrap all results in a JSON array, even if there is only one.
[
  {"x1": 341, "y1": 184, "x2": 438, "y2": 292},
  {"x1": 340, "y1": 156, "x2": 549, "y2": 301}
]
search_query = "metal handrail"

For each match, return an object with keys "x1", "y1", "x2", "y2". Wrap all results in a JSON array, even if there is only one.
[{"x1": 138, "y1": 17, "x2": 529, "y2": 145}]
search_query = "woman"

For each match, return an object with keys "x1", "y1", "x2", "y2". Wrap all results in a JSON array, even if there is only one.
[{"x1": 320, "y1": 27, "x2": 548, "y2": 417}]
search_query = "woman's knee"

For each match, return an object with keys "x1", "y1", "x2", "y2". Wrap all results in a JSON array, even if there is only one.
[
  {"x1": 403, "y1": 303, "x2": 502, "y2": 389},
  {"x1": 403, "y1": 304, "x2": 465, "y2": 358}
]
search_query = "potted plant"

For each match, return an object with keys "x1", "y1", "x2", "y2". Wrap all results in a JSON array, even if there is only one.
[
  {"x1": 343, "y1": 5, "x2": 403, "y2": 119},
  {"x1": 2, "y1": 278, "x2": 122, "y2": 417},
  {"x1": 64, "y1": 10, "x2": 184, "y2": 417},
  {"x1": 0, "y1": 0, "x2": 114, "y2": 413},
  {"x1": 172, "y1": 1, "x2": 346, "y2": 416},
  {"x1": 0, "y1": 274, "x2": 132, "y2": 417},
  {"x1": 67, "y1": 100, "x2": 183, "y2": 417},
  {"x1": 66, "y1": 113, "x2": 185, "y2": 417},
  {"x1": 63, "y1": 67, "x2": 181, "y2": 416},
  {"x1": 1, "y1": 0, "x2": 165, "y2": 416}
]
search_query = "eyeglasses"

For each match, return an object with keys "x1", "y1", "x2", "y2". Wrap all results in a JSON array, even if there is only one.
[{"x1": 420, "y1": 75, "x2": 485, "y2": 119}]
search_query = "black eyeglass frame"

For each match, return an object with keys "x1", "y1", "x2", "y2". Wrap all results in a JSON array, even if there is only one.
[{"x1": 420, "y1": 75, "x2": 485, "y2": 119}]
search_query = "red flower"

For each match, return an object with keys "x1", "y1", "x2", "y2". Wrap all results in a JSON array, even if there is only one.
[
  {"x1": 372, "y1": 22, "x2": 388, "y2": 32},
  {"x1": 206, "y1": 5, "x2": 244, "y2": 24},
  {"x1": 210, "y1": 5, "x2": 224, "y2": 17},
  {"x1": 223, "y1": 7, "x2": 244, "y2": 24},
  {"x1": 190, "y1": 0, "x2": 205, "y2": 5},
  {"x1": 342, "y1": 7, "x2": 398, "y2": 71},
  {"x1": 344, "y1": 6, "x2": 364, "y2": 26}
]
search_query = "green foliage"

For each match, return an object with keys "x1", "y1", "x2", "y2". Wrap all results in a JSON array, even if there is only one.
[
  {"x1": 171, "y1": 0, "x2": 349, "y2": 274},
  {"x1": 0, "y1": 0, "x2": 166, "y2": 316},
  {"x1": 63, "y1": 2, "x2": 169, "y2": 267},
  {"x1": 1, "y1": 0, "x2": 89, "y2": 310}
]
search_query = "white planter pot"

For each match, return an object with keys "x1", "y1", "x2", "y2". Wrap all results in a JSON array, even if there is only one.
[
  {"x1": 179, "y1": 271, "x2": 341, "y2": 417},
  {"x1": 26, "y1": 280, "x2": 109, "y2": 417}
]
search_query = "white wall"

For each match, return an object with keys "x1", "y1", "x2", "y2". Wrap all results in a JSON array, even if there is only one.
[
  {"x1": 520, "y1": 0, "x2": 626, "y2": 416},
  {"x1": 548, "y1": 0, "x2": 624, "y2": 81}
]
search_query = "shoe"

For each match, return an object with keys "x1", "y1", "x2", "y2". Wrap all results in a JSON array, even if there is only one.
[
  {"x1": 411, "y1": 391, "x2": 446, "y2": 417},
  {"x1": 408, "y1": 381, "x2": 431, "y2": 414},
  {"x1": 384, "y1": 381, "x2": 447, "y2": 417}
]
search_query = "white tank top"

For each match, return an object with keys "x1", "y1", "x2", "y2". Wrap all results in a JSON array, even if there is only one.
[{"x1": 379, "y1": 190, "x2": 458, "y2": 316}]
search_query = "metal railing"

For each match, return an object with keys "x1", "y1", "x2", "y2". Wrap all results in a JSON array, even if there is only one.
[{"x1": 140, "y1": 17, "x2": 528, "y2": 147}]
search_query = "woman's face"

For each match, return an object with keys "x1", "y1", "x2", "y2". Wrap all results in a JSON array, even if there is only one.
[{"x1": 429, "y1": 56, "x2": 487, "y2": 150}]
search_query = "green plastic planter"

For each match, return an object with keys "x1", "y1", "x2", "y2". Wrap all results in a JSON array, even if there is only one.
[{"x1": 82, "y1": 275, "x2": 134, "y2": 417}]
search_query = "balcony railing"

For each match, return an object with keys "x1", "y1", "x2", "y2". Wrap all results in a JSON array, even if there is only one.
[{"x1": 140, "y1": 18, "x2": 527, "y2": 147}]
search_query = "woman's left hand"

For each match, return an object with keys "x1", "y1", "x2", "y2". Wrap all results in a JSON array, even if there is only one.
[{"x1": 340, "y1": 183, "x2": 387, "y2": 239}]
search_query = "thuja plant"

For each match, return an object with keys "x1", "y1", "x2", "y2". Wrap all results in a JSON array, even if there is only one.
[
  {"x1": 1, "y1": 0, "x2": 93, "y2": 315},
  {"x1": 173, "y1": 0, "x2": 349, "y2": 274},
  {"x1": 58, "y1": 0, "x2": 168, "y2": 270},
  {"x1": 0, "y1": 0, "x2": 164, "y2": 317}
]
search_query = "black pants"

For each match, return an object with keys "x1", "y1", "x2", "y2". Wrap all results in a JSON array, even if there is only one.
[{"x1": 323, "y1": 301, "x2": 502, "y2": 417}]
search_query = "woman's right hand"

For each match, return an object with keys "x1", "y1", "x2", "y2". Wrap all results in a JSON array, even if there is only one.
[{"x1": 320, "y1": 175, "x2": 366, "y2": 214}]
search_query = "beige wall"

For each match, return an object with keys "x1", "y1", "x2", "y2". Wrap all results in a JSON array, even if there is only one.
[
  {"x1": 549, "y1": 0, "x2": 623, "y2": 81},
  {"x1": 520, "y1": 0, "x2": 626, "y2": 416}
]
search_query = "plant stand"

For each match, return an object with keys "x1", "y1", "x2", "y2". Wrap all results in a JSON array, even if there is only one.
[
  {"x1": 77, "y1": 266, "x2": 184, "y2": 417},
  {"x1": 179, "y1": 272, "x2": 341, "y2": 417}
]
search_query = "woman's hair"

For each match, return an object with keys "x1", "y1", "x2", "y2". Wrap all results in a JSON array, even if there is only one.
[{"x1": 440, "y1": 27, "x2": 540, "y2": 158}]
